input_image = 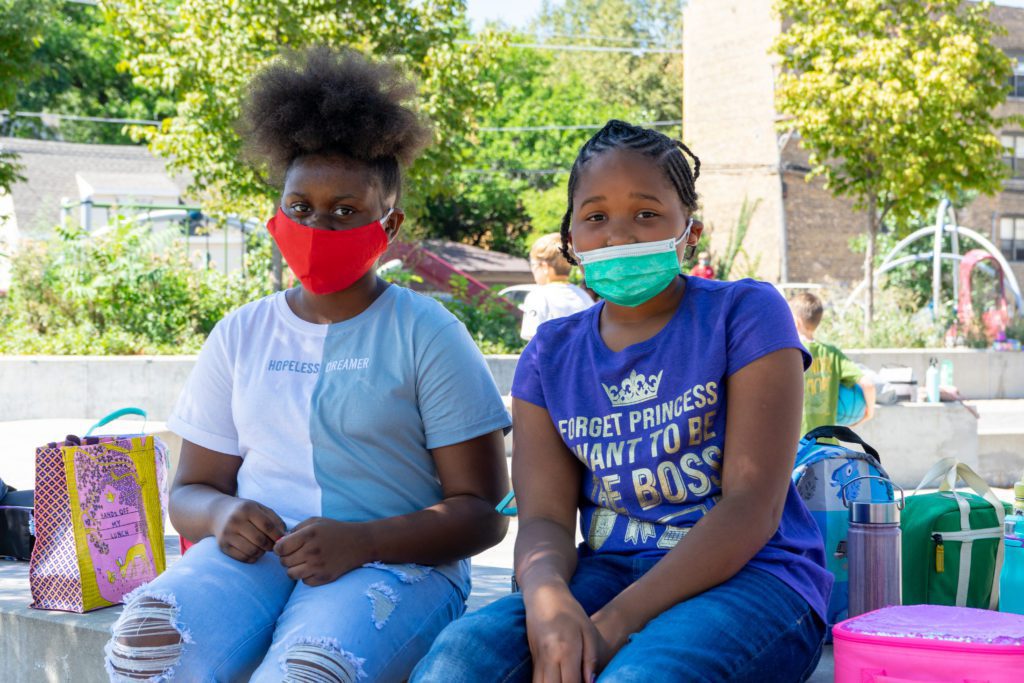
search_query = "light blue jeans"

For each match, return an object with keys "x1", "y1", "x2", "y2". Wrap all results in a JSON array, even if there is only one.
[
  {"x1": 104, "y1": 537, "x2": 466, "y2": 682},
  {"x1": 412, "y1": 551, "x2": 825, "y2": 683}
]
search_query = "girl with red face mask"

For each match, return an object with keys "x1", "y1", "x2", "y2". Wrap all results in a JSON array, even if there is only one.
[{"x1": 104, "y1": 47, "x2": 512, "y2": 683}]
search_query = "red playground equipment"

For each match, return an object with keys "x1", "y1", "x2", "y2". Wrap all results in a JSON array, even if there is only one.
[{"x1": 958, "y1": 249, "x2": 1010, "y2": 342}]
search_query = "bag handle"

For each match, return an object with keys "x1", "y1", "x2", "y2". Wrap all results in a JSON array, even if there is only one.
[
  {"x1": 911, "y1": 457, "x2": 959, "y2": 496},
  {"x1": 495, "y1": 490, "x2": 517, "y2": 516},
  {"x1": 913, "y1": 458, "x2": 1004, "y2": 520},
  {"x1": 803, "y1": 425, "x2": 881, "y2": 462},
  {"x1": 85, "y1": 407, "x2": 148, "y2": 437}
]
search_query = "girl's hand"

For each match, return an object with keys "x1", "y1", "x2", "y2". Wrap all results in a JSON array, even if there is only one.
[
  {"x1": 274, "y1": 517, "x2": 370, "y2": 586},
  {"x1": 524, "y1": 582, "x2": 607, "y2": 683},
  {"x1": 590, "y1": 605, "x2": 631, "y2": 671},
  {"x1": 210, "y1": 497, "x2": 287, "y2": 564}
]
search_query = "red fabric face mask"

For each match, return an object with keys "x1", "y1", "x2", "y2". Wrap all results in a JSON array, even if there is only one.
[{"x1": 266, "y1": 207, "x2": 392, "y2": 295}]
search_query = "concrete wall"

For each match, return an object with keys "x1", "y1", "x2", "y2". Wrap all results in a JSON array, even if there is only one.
[
  {"x1": 0, "y1": 356, "x2": 524, "y2": 421},
  {"x1": 1, "y1": 351, "x2": 1021, "y2": 423},
  {"x1": 844, "y1": 348, "x2": 1024, "y2": 401},
  {"x1": 855, "y1": 403, "x2": 979, "y2": 488}
]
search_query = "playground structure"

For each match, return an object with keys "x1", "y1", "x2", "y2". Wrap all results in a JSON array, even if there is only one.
[
  {"x1": 845, "y1": 200, "x2": 1023, "y2": 342},
  {"x1": 958, "y1": 249, "x2": 1011, "y2": 342}
]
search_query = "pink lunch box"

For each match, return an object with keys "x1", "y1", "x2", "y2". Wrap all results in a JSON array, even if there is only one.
[{"x1": 833, "y1": 605, "x2": 1024, "y2": 683}]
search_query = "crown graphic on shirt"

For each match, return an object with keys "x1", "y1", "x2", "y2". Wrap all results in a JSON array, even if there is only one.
[{"x1": 602, "y1": 369, "x2": 663, "y2": 407}]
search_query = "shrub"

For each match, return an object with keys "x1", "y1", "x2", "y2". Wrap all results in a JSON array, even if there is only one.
[
  {"x1": 0, "y1": 221, "x2": 274, "y2": 354},
  {"x1": 437, "y1": 276, "x2": 525, "y2": 355},
  {"x1": 816, "y1": 285, "x2": 945, "y2": 349}
]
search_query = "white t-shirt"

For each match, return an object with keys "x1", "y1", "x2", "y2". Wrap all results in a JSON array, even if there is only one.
[
  {"x1": 520, "y1": 283, "x2": 594, "y2": 340},
  {"x1": 168, "y1": 286, "x2": 511, "y2": 587}
]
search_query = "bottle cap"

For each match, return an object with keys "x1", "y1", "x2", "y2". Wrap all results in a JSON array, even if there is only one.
[{"x1": 849, "y1": 500, "x2": 901, "y2": 524}]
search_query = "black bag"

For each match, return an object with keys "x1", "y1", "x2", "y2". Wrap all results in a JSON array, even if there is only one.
[{"x1": 0, "y1": 477, "x2": 34, "y2": 561}]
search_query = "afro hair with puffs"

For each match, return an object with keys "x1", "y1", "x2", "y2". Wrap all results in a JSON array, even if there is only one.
[{"x1": 239, "y1": 46, "x2": 432, "y2": 202}]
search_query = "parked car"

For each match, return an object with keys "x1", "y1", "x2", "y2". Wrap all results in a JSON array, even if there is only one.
[{"x1": 498, "y1": 284, "x2": 540, "y2": 310}]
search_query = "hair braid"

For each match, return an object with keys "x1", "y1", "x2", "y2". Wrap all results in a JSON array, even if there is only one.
[{"x1": 558, "y1": 120, "x2": 701, "y2": 265}]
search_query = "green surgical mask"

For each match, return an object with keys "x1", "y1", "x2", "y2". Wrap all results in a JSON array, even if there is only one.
[{"x1": 573, "y1": 217, "x2": 693, "y2": 307}]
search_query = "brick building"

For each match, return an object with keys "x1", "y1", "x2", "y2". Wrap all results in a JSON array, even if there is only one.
[{"x1": 683, "y1": 0, "x2": 1024, "y2": 287}]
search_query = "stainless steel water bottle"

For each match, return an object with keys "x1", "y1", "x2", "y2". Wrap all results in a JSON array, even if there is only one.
[{"x1": 843, "y1": 475, "x2": 905, "y2": 618}]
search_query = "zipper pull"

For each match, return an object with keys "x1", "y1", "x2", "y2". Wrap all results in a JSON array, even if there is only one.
[{"x1": 933, "y1": 533, "x2": 945, "y2": 573}]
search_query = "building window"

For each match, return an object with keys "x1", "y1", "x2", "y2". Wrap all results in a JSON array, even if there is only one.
[
  {"x1": 1011, "y1": 72, "x2": 1024, "y2": 99},
  {"x1": 1001, "y1": 216, "x2": 1024, "y2": 262},
  {"x1": 1010, "y1": 55, "x2": 1024, "y2": 99},
  {"x1": 1004, "y1": 133, "x2": 1024, "y2": 179}
]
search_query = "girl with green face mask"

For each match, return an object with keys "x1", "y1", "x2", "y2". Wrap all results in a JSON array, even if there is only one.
[
  {"x1": 572, "y1": 215, "x2": 694, "y2": 307},
  {"x1": 413, "y1": 120, "x2": 829, "y2": 683}
]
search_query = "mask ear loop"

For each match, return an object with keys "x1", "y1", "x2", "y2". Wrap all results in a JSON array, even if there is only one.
[
  {"x1": 380, "y1": 208, "x2": 396, "y2": 243},
  {"x1": 681, "y1": 216, "x2": 696, "y2": 261}
]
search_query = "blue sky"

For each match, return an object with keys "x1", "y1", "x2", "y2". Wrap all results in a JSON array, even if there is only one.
[{"x1": 466, "y1": 0, "x2": 553, "y2": 29}]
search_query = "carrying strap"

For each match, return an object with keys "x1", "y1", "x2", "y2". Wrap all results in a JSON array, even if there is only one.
[
  {"x1": 85, "y1": 407, "x2": 147, "y2": 437},
  {"x1": 795, "y1": 425, "x2": 890, "y2": 483},
  {"x1": 495, "y1": 490, "x2": 517, "y2": 516},
  {"x1": 802, "y1": 425, "x2": 881, "y2": 463},
  {"x1": 912, "y1": 457, "x2": 1005, "y2": 609}
]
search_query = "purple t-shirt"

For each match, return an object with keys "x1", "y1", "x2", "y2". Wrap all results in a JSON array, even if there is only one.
[{"x1": 512, "y1": 276, "x2": 832, "y2": 621}]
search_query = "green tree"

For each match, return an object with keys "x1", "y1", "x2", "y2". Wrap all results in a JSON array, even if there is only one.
[
  {"x1": 0, "y1": 0, "x2": 56, "y2": 193},
  {"x1": 533, "y1": 0, "x2": 684, "y2": 137},
  {"x1": 434, "y1": 39, "x2": 625, "y2": 251},
  {"x1": 11, "y1": 2, "x2": 173, "y2": 145},
  {"x1": 106, "y1": 0, "x2": 498, "y2": 222},
  {"x1": 442, "y1": 1, "x2": 684, "y2": 249},
  {"x1": 773, "y1": 0, "x2": 1017, "y2": 329}
]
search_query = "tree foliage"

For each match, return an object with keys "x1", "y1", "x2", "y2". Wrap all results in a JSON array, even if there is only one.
[
  {"x1": 533, "y1": 0, "x2": 684, "y2": 136},
  {"x1": 443, "y1": 0, "x2": 685, "y2": 250},
  {"x1": 105, "y1": 0, "x2": 498, "y2": 222},
  {"x1": 0, "y1": 0, "x2": 57, "y2": 193},
  {"x1": 9, "y1": 2, "x2": 173, "y2": 145},
  {"x1": 773, "y1": 0, "x2": 1018, "y2": 325}
]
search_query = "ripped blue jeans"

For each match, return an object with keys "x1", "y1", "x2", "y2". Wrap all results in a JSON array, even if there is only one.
[{"x1": 104, "y1": 537, "x2": 466, "y2": 682}]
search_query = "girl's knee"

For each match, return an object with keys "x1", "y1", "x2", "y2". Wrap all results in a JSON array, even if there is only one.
[
  {"x1": 105, "y1": 598, "x2": 188, "y2": 682},
  {"x1": 279, "y1": 638, "x2": 366, "y2": 683}
]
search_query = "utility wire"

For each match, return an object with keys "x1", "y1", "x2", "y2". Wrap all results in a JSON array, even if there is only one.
[
  {"x1": 456, "y1": 39, "x2": 682, "y2": 55},
  {"x1": 459, "y1": 163, "x2": 772, "y2": 177},
  {"x1": 479, "y1": 120, "x2": 681, "y2": 132},
  {"x1": 4, "y1": 111, "x2": 682, "y2": 135},
  {"x1": 532, "y1": 32, "x2": 681, "y2": 48}
]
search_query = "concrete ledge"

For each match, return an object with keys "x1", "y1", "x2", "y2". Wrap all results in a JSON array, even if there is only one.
[
  {"x1": 845, "y1": 348, "x2": 1024, "y2": 401},
  {"x1": 1, "y1": 350, "x2": 1020, "y2": 423},
  {"x1": 0, "y1": 357, "x2": 195, "y2": 422},
  {"x1": 978, "y1": 433, "x2": 1024, "y2": 487},
  {"x1": 855, "y1": 403, "x2": 979, "y2": 488}
]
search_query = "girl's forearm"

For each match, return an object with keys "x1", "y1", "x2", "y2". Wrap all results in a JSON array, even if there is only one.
[
  {"x1": 356, "y1": 494, "x2": 508, "y2": 567},
  {"x1": 594, "y1": 492, "x2": 781, "y2": 638},
  {"x1": 169, "y1": 484, "x2": 237, "y2": 541},
  {"x1": 514, "y1": 517, "x2": 579, "y2": 593}
]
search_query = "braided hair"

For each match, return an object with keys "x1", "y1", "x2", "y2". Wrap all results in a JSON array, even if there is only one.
[{"x1": 558, "y1": 120, "x2": 701, "y2": 265}]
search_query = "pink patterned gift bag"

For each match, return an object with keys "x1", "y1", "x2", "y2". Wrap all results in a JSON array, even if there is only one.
[{"x1": 28, "y1": 427, "x2": 168, "y2": 613}]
